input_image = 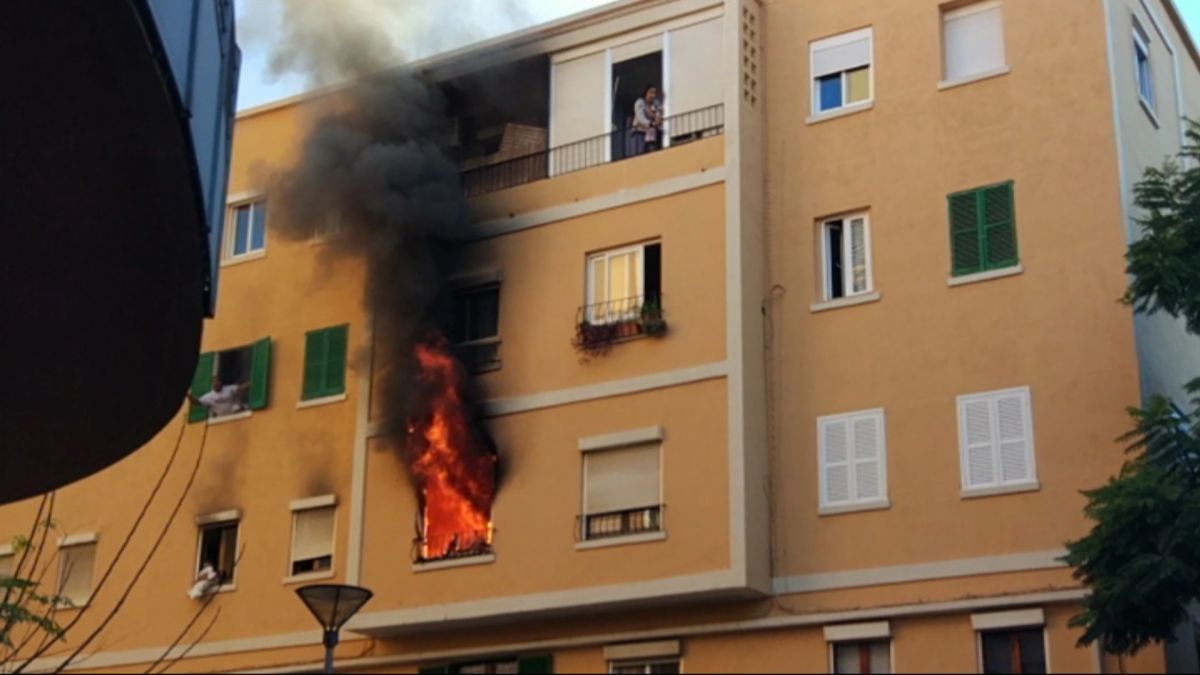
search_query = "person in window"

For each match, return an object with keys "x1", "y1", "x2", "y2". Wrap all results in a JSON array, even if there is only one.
[
  {"x1": 188, "y1": 561, "x2": 221, "y2": 599},
  {"x1": 631, "y1": 84, "x2": 663, "y2": 155},
  {"x1": 187, "y1": 374, "x2": 249, "y2": 418}
]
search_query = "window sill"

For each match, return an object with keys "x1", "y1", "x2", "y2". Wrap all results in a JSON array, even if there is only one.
[
  {"x1": 810, "y1": 291, "x2": 882, "y2": 314},
  {"x1": 1139, "y1": 96, "x2": 1160, "y2": 128},
  {"x1": 575, "y1": 531, "x2": 667, "y2": 551},
  {"x1": 961, "y1": 481, "x2": 1040, "y2": 500},
  {"x1": 207, "y1": 410, "x2": 252, "y2": 426},
  {"x1": 220, "y1": 250, "x2": 266, "y2": 268},
  {"x1": 806, "y1": 101, "x2": 874, "y2": 125},
  {"x1": 938, "y1": 65, "x2": 1012, "y2": 91},
  {"x1": 282, "y1": 570, "x2": 336, "y2": 586},
  {"x1": 54, "y1": 599, "x2": 91, "y2": 612},
  {"x1": 413, "y1": 554, "x2": 496, "y2": 573},
  {"x1": 947, "y1": 265, "x2": 1023, "y2": 287},
  {"x1": 296, "y1": 393, "x2": 348, "y2": 409},
  {"x1": 818, "y1": 499, "x2": 891, "y2": 517}
]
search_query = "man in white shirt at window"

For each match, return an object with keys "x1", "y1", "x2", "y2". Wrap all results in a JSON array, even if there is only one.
[{"x1": 188, "y1": 375, "x2": 248, "y2": 417}]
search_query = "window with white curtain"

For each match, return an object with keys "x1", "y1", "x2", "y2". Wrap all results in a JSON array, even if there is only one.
[
  {"x1": 942, "y1": 1, "x2": 1007, "y2": 83},
  {"x1": 810, "y1": 28, "x2": 873, "y2": 115}
]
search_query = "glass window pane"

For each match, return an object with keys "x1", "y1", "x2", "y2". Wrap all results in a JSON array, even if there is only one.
[
  {"x1": 869, "y1": 642, "x2": 890, "y2": 674},
  {"x1": 590, "y1": 256, "x2": 608, "y2": 322},
  {"x1": 981, "y1": 632, "x2": 1014, "y2": 674},
  {"x1": 251, "y1": 202, "x2": 268, "y2": 251},
  {"x1": 826, "y1": 221, "x2": 844, "y2": 300},
  {"x1": 468, "y1": 288, "x2": 500, "y2": 341},
  {"x1": 818, "y1": 74, "x2": 843, "y2": 111},
  {"x1": 649, "y1": 663, "x2": 680, "y2": 674},
  {"x1": 233, "y1": 206, "x2": 249, "y2": 256},
  {"x1": 1017, "y1": 629, "x2": 1047, "y2": 674},
  {"x1": 609, "y1": 253, "x2": 631, "y2": 315},
  {"x1": 846, "y1": 67, "x2": 871, "y2": 103},
  {"x1": 834, "y1": 643, "x2": 862, "y2": 674},
  {"x1": 849, "y1": 218, "x2": 868, "y2": 293}
]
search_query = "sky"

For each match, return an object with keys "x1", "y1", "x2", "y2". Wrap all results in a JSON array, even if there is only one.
[{"x1": 235, "y1": 0, "x2": 1200, "y2": 111}]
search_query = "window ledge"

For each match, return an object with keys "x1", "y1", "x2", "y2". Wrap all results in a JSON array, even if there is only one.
[
  {"x1": 296, "y1": 393, "x2": 348, "y2": 409},
  {"x1": 947, "y1": 265, "x2": 1023, "y2": 287},
  {"x1": 1139, "y1": 96, "x2": 1160, "y2": 128},
  {"x1": 575, "y1": 531, "x2": 667, "y2": 551},
  {"x1": 54, "y1": 599, "x2": 91, "y2": 611},
  {"x1": 810, "y1": 291, "x2": 882, "y2": 314},
  {"x1": 961, "y1": 481, "x2": 1040, "y2": 500},
  {"x1": 938, "y1": 65, "x2": 1012, "y2": 91},
  {"x1": 806, "y1": 101, "x2": 874, "y2": 125},
  {"x1": 818, "y1": 499, "x2": 891, "y2": 517},
  {"x1": 282, "y1": 571, "x2": 336, "y2": 586},
  {"x1": 413, "y1": 554, "x2": 496, "y2": 573},
  {"x1": 207, "y1": 410, "x2": 253, "y2": 426},
  {"x1": 220, "y1": 250, "x2": 266, "y2": 268}
]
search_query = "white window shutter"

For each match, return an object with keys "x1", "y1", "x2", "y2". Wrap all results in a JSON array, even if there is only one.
[
  {"x1": 812, "y1": 30, "x2": 872, "y2": 78},
  {"x1": 292, "y1": 507, "x2": 335, "y2": 564},
  {"x1": 821, "y1": 418, "x2": 851, "y2": 505},
  {"x1": 851, "y1": 413, "x2": 883, "y2": 501},
  {"x1": 996, "y1": 392, "x2": 1033, "y2": 483},
  {"x1": 944, "y1": 2, "x2": 1006, "y2": 81},
  {"x1": 585, "y1": 444, "x2": 661, "y2": 515},
  {"x1": 962, "y1": 398, "x2": 996, "y2": 488},
  {"x1": 59, "y1": 544, "x2": 96, "y2": 606}
]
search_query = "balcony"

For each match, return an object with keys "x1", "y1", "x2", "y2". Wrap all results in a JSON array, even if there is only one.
[
  {"x1": 413, "y1": 527, "x2": 494, "y2": 565},
  {"x1": 461, "y1": 105, "x2": 724, "y2": 197},
  {"x1": 573, "y1": 294, "x2": 667, "y2": 359},
  {"x1": 577, "y1": 505, "x2": 665, "y2": 542}
]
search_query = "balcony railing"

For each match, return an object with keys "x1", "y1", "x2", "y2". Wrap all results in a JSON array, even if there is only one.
[
  {"x1": 461, "y1": 104, "x2": 724, "y2": 197},
  {"x1": 413, "y1": 528, "x2": 493, "y2": 564},
  {"x1": 577, "y1": 505, "x2": 664, "y2": 542},
  {"x1": 573, "y1": 294, "x2": 666, "y2": 358}
]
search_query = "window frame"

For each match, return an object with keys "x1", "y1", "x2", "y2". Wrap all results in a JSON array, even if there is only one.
[
  {"x1": 288, "y1": 499, "x2": 337, "y2": 580},
  {"x1": 581, "y1": 440, "x2": 664, "y2": 543},
  {"x1": 828, "y1": 640, "x2": 893, "y2": 675},
  {"x1": 224, "y1": 198, "x2": 268, "y2": 263},
  {"x1": 947, "y1": 181, "x2": 1019, "y2": 277},
  {"x1": 1133, "y1": 18, "x2": 1156, "y2": 114},
  {"x1": 956, "y1": 386, "x2": 1038, "y2": 497},
  {"x1": 55, "y1": 537, "x2": 98, "y2": 609},
  {"x1": 809, "y1": 27, "x2": 875, "y2": 117},
  {"x1": 975, "y1": 626, "x2": 1049, "y2": 674},
  {"x1": 452, "y1": 283, "x2": 503, "y2": 373},
  {"x1": 816, "y1": 408, "x2": 889, "y2": 514},
  {"x1": 195, "y1": 518, "x2": 240, "y2": 592},
  {"x1": 820, "y1": 212, "x2": 874, "y2": 302},
  {"x1": 586, "y1": 243, "x2": 648, "y2": 324},
  {"x1": 940, "y1": 0, "x2": 1008, "y2": 85},
  {"x1": 609, "y1": 659, "x2": 682, "y2": 675}
]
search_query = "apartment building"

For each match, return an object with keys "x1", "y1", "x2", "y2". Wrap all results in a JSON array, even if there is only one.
[{"x1": 2, "y1": 0, "x2": 1198, "y2": 672}]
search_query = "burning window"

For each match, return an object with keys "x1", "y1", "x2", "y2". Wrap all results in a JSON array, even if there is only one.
[
  {"x1": 581, "y1": 443, "x2": 663, "y2": 541},
  {"x1": 409, "y1": 339, "x2": 498, "y2": 564}
]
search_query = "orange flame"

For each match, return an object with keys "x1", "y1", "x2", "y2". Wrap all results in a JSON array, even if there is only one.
[{"x1": 409, "y1": 337, "x2": 496, "y2": 561}]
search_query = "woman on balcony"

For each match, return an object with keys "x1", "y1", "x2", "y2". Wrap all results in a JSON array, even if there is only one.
[{"x1": 631, "y1": 85, "x2": 663, "y2": 155}]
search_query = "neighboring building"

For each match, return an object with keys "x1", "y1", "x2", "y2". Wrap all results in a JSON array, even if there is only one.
[{"x1": 2, "y1": 0, "x2": 1198, "y2": 672}]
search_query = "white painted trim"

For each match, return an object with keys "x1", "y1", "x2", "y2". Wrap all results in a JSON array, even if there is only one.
[
  {"x1": 818, "y1": 499, "x2": 891, "y2": 517},
  {"x1": 412, "y1": 554, "x2": 497, "y2": 574},
  {"x1": 579, "y1": 426, "x2": 665, "y2": 452},
  {"x1": 346, "y1": 323, "x2": 373, "y2": 587},
  {"x1": 195, "y1": 509, "x2": 242, "y2": 526},
  {"x1": 290, "y1": 495, "x2": 337, "y2": 512},
  {"x1": 1139, "y1": 94, "x2": 1161, "y2": 127},
  {"x1": 225, "y1": 190, "x2": 265, "y2": 205},
  {"x1": 961, "y1": 481, "x2": 1040, "y2": 500},
  {"x1": 295, "y1": 393, "x2": 347, "y2": 409},
  {"x1": 1139, "y1": 0, "x2": 1186, "y2": 152},
  {"x1": 971, "y1": 608, "x2": 1045, "y2": 631},
  {"x1": 219, "y1": 250, "x2": 266, "y2": 268},
  {"x1": 575, "y1": 531, "x2": 668, "y2": 551},
  {"x1": 944, "y1": 0, "x2": 1001, "y2": 21},
  {"x1": 282, "y1": 570, "x2": 336, "y2": 586},
  {"x1": 57, "y1": 533, "x2": 98, "y2": 547},
  {"x1": 479, "y1": 361, "x2": 728, "y2": 418},
  {"x1": 938, "y1": 65, "x2": 1012, "y2": 91},
  {"x1": 819, "y1": 212, "x2": 874, "y2": 302},
  {"x1": 467, "y1": 168, "x2": 727, "y2": 241},
  {"x1": 551, "y1": 6, "x2": 723, "y2": 63},
  {"x1": 805, "y1": 101, "x2": 873, "y2": 125},
  {"x1": 0, "y1": 544, "x2": 12, "y2": 557},
  {"x1": 771, "y1": 548, "x2": 1068, "y2": 595},
  {"x1": 823, "y1": 621, "x2": 891, "y2": 643},
  {"x1": 603, "y1": 640, "x2": 681, "y2": 661},
  {"x1": 946, "y1": 264, "x2": 1023, "y2": 287},
  {"x1": 810, "y1": 291, "x2": 882, "y2": 314},
  {"x1": 206, "y1": 410, "x2": 253, "y2": 426}
]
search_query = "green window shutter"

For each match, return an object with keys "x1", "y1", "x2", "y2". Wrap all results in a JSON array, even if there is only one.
[
  {"x1": 188, "y1": 352, "x2": 215, "y2": 423},
  {"x1": 949, "y1": 190, "x2": 983, "y2": 276},
  {"x1": 324, "y1": 325, "x2": 349, "y2": 396},
  {"x1": 982, "y1": 182, "x2": 1018, "y2": 269},
  {"x1": 248, "y1": 337, "x2": 271, "y2": 411},
  {"x1": 518, "y1": 655, "x2": 554, "y2": 674},
  {"x1": 302, "y1": 330, "x2": 328, "y2": 401}
]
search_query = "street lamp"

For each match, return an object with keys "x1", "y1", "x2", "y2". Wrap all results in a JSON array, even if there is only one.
[{"x1": 296, "y1": 584, "x2": 374, "y2": 674}]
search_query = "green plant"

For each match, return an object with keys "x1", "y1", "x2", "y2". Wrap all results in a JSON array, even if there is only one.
[{"x1": 640, "y1": 301, "x2": 667, "y2": 337}]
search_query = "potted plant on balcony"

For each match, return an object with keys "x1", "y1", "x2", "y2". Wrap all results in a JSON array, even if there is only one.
[
  {"x1": 641, "y1": 300, "x2": 667, "y2": 337},
  {"x1": 573, "y1": 319, "x2": 621, "y2": 360}
]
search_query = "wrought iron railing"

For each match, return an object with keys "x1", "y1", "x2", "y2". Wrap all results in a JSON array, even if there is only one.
[
  {"x1": 461, "y1": 104, "x2": 724, "y2": 197},
  {"x1": 577, "y1": 505, "x2": 664, "y2": 542},
  {"x1": 573, "y1": 294, "x2": 666, "y2": 358},
  {"x1": 413, "y1": 528, "x2": 493, "y2": 564}
]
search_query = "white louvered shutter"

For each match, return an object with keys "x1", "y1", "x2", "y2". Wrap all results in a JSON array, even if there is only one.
[
  {"x1": 962, "y1": 397, "x2": 997, "y2": 488},
  {"x1": 996, "y1": 391, "x2": 1033, "y2": 483},
  {"x1": 852, "y1": 413, "x2": 884, "y2": 501},
  {"x1": 944, "y1": 1, "x2": 1006, "y2": 81},
  {"x1": 821, "y1": 418, "x2": 851, "y2": 506}
]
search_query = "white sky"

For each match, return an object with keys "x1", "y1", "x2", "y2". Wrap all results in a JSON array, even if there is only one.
[{"x1": 235, "y1": 0, "x2": 611, "y2": 109}]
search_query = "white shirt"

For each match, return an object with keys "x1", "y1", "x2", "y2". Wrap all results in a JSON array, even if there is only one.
[{"x1": 198, "y1": 385, "x2": 244, "y2": 416}]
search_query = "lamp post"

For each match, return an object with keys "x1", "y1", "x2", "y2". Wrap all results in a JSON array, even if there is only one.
[{"x1": 295, "y1": 584, "x2": 374, "y2": 674}]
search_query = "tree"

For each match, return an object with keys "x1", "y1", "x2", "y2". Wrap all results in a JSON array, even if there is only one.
[{"x1": 1064, "y1": 122, "x2": 1200, "y2": 655}]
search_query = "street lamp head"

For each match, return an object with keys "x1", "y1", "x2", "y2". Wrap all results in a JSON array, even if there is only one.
[{"x1": 296, "y1": 584, "x2": 374, "y2": 633}]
